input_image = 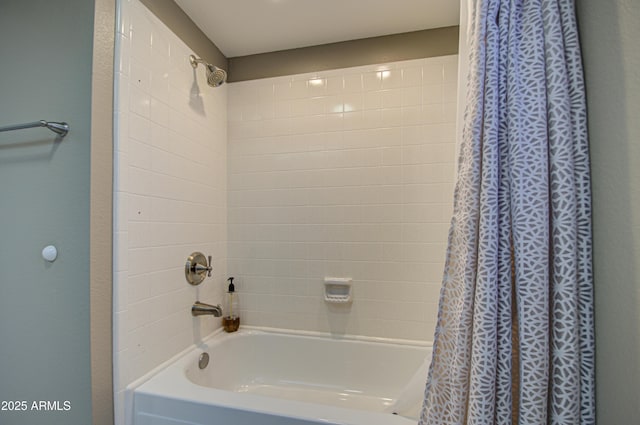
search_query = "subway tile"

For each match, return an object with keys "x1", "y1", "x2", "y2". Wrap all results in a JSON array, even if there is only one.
[
  {"x1": 402, "y1": 125, "x2": 425, "y2": 145},
  {"x1": 382, "y1": 147, "x2": 402, "y2": 166},
  {"x1": 129, "y1": 113, "x2": 151, "y2": 145},
  {"x1": 382, "y1": 89, "x2": 403, "y2": 109},
  {"x1": 363, "y1": 109, "x2": 383, "y2": 129},
  {"x1": 151, "y1": 29, "x2": 170, "y2": 60},
  {"x1": 129, "y1": 85, "x2": 151, "y2": 118},
  {"x1": 325, "y1": 76, "x2": 344, "y2": 95},
  {"x1": 321, "y1": 167, "x2": 363, "y2": 187},
  {"x1": 401, "y1": 87, "x2": 422, "y2": 107},
  {"x1": 114, "y1": 4, "x2": 230, "y2": 421},
  {"x1": 149, "y1": 97, "x2": 170, "y2": 127},
  {"x1": 443, "y1": 57, "x2": 459, "y2": 83},
  {"x1": 290, "y1": 79, "x2": 308, "y2": 98},
  {"x1": 377, "y1": 223, "x2": 404, "y2": 242},
  {"x1": 381, "y1": 243, "x2": 404, "y2": 262},
  {"x1": 324, "y1": 95, "x2": 345, "y2": 114},
  {"x1": 374, "y1": 166, "x2": 403, "y2": 185},
  {"x1": 381, "y1": 69, "x2": 403, "y2": 89},
  {"x1": 402, "y1": 243, "x2": 448, "y2": 264},
  {"x1": 343, "y1": 73, "x2": 363, "y2": 93},
  {"x1": 381, "y1": 107, "x2": 402, "y2": 127},
  {"x1": 117, "y1": 20, "x2": 457, "y2": 414},
  {"x1": 443, "y1": 83, "x2": 458, "y2": 103},
  {"x1": 322, "y1": 113, "x2": 344, "y2": 133},
  {"x1": 403, "y1": 203, "x2": 451, "y2": 223},
  {"x1": 149, "y1": 124, "x2": 170, "y2": 151},
  {"x1": 402, "y1": 223, "x2": 451, "y2": 243},
  {"x1": 422, "y1": 143, "x2": 457, "y2": 164},
  {"x1": 342, "y1": 243, "x2": 383, "y2": 261},
  {"x1": 307, "y1": 77, "x2": 327, "y2": 96},
  {"x1": 223, "y1": 56, "x2": 459, "y2": 341},
  {"x1": 362, "y1": 71, "x2": 383, "y2": 91},
  {"x1": 402, "y1": 106, "x2": 422, "y2": 126},
  {"x1": 308, "y1": 96, "x2": 329, "y2": 115},
  {"x1": 402, "y1": 67, "x2": 423, "y2": 87},
  {"x1": 422, "y1": 63, "x2": 444, "y2": 84},
  {"x1": 130, "y1": 60, "x2": 151, "y2": 93},
  {"x1": 324, "y1": 205, "x2": 361, "y2": 224},
  {"x1": 363, "y1": 90, "x2": 383, "y2": 110},
  {"x1": 422, "y1": 103, "x2": 444, "y2": 124},
  {"x1": 343, "y1": 110, "x2": 364, "y2": 131},
  {"x1": 443, "y1": 102, "x2": 458, "y2": 123},
  {"x1": 274, "y1": 80, "x2": 293, "y2": 100},
  {"x1": 150, "y1": 69, "x2": 170, "y2": 104},
  {"x1": 129, "y1": 139, "x2": 152, "y2": 170},
  {"x1": 342, "y1": 93, "x2": 364, "y2": 112},
  {"x1": 403, "y1": 183, "x2": 448, "y2": 204},
  {"x1": 424, "y1": 123, "x2": 456, "y2": 143},
  {"x1": 360, "y1": 205, "x2": 403, "y2": 223},
  {"x1": 290, "y1": 98, "x2": 311, "y2": 117},
  {"x1": 423, "y1": 84, "x2": 443, "y2": 104},
  {"x1": 129, "y1": 18, "x2": 152, "y2": 64},
  {"x1": 262, "y1": 118, "x2": 290, "y2": 137},
  {"x1": 402, "y1": 144, "x2": 425, "y2": 165}
]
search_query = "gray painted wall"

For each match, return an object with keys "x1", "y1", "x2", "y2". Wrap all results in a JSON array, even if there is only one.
[
  {"x1": 139, "y1": 1, "x2": 458, "y2": 82},
  {"x1": 227, "y1": 26, "x2": 458, "y2": 82},
  {"x1": 577, "y1": 0, "x2": 640, "y2": 421},
  {"x1": 0, "y1": 1, "x2": 94, "y2": 424}
]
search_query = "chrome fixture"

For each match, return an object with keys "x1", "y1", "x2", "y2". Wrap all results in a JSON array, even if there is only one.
[
  {"x1": 198, "y1": 352, "x2": 210, "y2": 369},
  {"x1": 185, "y1": 252, "x2": 212, "y2": 286},
  {"x1": 0, "y1": 120, "x2": 69, "y2": 138},
  {"x1": 192, "y1": 301, "x2": 222, "y2": 317},
  {"x1": 189, "y1": 54, "x2": 227, "y2": 87}
]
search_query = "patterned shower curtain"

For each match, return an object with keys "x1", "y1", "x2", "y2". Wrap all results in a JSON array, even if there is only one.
[{"x1": 419, "y1": 0, "x2": 595, "y2": 424}]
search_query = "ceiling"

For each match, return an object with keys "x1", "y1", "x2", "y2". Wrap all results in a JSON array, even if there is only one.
[{"x1": 174, "y1": 0, "x2": 460, "y2": 58}]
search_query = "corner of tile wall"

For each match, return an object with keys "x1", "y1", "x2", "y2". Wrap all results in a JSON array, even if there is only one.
[{"x1": 114, "y1": 1, "x2": 227, "y2": 423}]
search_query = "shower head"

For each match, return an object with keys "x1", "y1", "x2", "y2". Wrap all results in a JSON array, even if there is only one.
[
  {"x1": 205, "y1": 64, "x2": 227, "y2": 87},
  {"x1": 189, "y1": 55, "x2": 227, "y2": 87}
]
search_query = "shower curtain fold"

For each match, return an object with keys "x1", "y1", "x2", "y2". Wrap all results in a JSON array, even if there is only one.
[{"x1": 419, "y1": 0, "x2": 595, "y2": 424}]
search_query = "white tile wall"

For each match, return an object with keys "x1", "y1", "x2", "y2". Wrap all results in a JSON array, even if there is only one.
[
  {"x1": 113, "y1": 0, "x2": 227, "y2": 423},
  {"x1": 114, "y1": 1, "x2": 458, "y2": 423},
  {"x1": 228, "y1": 56, "x2": 458, "y2": 341}
]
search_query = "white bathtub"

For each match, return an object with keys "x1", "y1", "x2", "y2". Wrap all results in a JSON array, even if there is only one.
[{"x1": 131, "y1": 327, "x2": 431, "y2": 425}]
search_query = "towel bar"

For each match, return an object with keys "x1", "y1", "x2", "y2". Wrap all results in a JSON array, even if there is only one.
[{"x1": 0, "y1": 120, "x2": 69, "y2": 138}]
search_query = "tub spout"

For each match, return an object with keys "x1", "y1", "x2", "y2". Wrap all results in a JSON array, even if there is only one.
[{"x1": 192, "y1": 301, "x2": 222, "y2": 317}]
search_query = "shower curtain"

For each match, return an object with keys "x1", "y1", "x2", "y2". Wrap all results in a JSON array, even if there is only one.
[{"x1": 419, "y1": 0, "x2": 595, "y2": 424}]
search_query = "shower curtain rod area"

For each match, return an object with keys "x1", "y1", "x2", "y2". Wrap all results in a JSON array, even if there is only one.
[{"x1": 0, "y1": 120, "x2": 69, "y2": 137}]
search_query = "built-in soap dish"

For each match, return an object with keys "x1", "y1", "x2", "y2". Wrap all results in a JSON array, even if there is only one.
[{"x1": 324, "y1": 277, "x2": 352, "y2": 303}]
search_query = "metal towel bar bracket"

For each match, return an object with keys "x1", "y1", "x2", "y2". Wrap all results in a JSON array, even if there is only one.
[{"x1": 0, "y1": 120, "x2": 69, "y2": 138}]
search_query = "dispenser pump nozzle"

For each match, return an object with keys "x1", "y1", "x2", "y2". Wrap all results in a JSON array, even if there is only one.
[{"x1": 227, "y1": 277, "x2": 235, "y2": 292}]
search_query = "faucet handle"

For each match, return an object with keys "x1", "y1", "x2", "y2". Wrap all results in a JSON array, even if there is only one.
[
  {"x1": 194, "y1": 256, "x2": 212, "y2": 275},
  {"x1": 185, "y1": 252, "x2": 213, "y2": 285}
]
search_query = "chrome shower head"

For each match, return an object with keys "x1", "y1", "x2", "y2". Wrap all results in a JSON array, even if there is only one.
[
  {"x1": 205, "y1": 64, "x2": 227, "y2": 87},
  {"x1": 189, "y1": 55, "x2": 227, "y2": 87}
]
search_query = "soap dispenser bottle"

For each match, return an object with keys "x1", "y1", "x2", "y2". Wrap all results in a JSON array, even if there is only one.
[{"x1": 222, "y1": 277, "x2": 240, "y2": 332}]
